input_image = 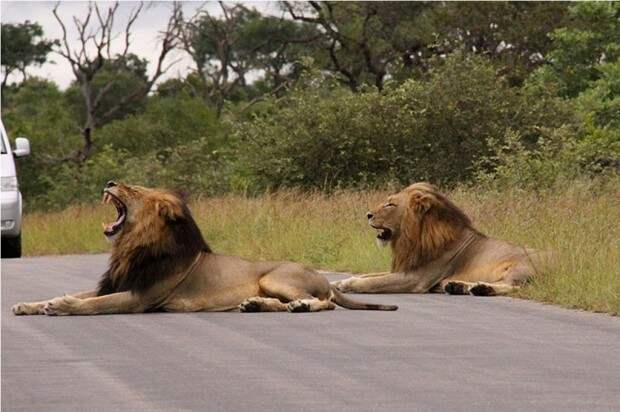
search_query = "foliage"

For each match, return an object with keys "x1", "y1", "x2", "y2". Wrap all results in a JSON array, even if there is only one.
[
  {"x1": 178, "y1": 3, "x2": 320, "y2": 115},
  {"x1": 234, "y1": 54, "x2": 576, "y2": 190},
  {"x1": 18, "y1": 96, "x2": 228, "y2": 210},
  {"x1": 285, "y1": 2, "x2": 435, "y2": 90},
  {"x1": 531, "y1": 2, "x2": 620, "y2": 97},
  {"x1": 2, "y1": 3, "x2": 619, "y2": 211},
  {"x1": 0, "y1": 21, "x2": 57, "y2": 87},
  {"x1": 1, "y1": 78, "x2": 81, "y2": 202},
  {"x1": 576, "y1": 59, "x2": 620, "y2": 129},
  {"x1": 64, "y1": 54, "x2": 150, "y2": 126},
  {"x1": 30, "y1": 139, "x2": 232, "y2": 210},
  {"x1": 94, "y1": 96, "x2": 222, "y2": 155},
  {"x1": 428, "y1": 2, "x2": 569, "y2": 86},
  {"x1": 478, "y1": 54, "x2": 620, "y2": 190}
]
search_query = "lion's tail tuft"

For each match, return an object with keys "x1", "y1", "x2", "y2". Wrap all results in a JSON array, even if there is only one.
[{"x1": 330, "y1": 286, "x2": 398, "y2": 311}]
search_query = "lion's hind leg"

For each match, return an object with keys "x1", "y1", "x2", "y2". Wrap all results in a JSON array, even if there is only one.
[{"x1": 258, "y1": 264, "x2": 335, "y2": 313}]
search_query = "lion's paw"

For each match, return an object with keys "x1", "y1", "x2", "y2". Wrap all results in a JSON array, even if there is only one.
[
  {"x1": 43, "y1": 295, "x2": 81, "y2": 316},
  {"x1": 444, "y1": 281, "x2": 470, "y2": 295},
  {"x1": 469, "y1": 283, "x2": 496, "y2": 297},
  {"x1": 12, "y1": 302, "x2": 44, "y2": 316},
  {"x1": 287, "y1": 300, "x2": 311, "y2": 313},
  {"x1": 330, "y1": 277, "x2": 357, "y2": 293},
  {"x1": 239, "y1": 297, "x2": 264, "y2": 313}
]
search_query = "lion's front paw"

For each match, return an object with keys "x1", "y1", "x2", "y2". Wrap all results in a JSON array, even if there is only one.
[
  {"x1": 331, "y1": 277, "x2": 357, "y2": 293},
  {"x1": 12, "y1": 302, "x2": 45, "y2": 316},
  {"x1": 43, "y1": 295, "x2": 81, "y2": 316}
]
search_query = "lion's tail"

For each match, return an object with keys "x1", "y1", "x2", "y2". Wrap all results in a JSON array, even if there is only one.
[{"x1": 330, "y1": 286, "x2": 398, "y2": 311}]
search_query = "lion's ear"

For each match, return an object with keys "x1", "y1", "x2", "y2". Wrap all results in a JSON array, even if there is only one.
[
  {"x1": 157, "y1": 200, "x2": 183, "y2": 222},
  {"x1": 410, "y1": 193, "x2": 434, "y2": 214}
]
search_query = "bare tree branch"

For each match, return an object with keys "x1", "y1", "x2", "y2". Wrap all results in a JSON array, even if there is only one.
[{"x1": 51, "y1": 1, "x2": 180, "y2": 163}]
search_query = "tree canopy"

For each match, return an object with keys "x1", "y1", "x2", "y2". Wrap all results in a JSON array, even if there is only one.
[
  {"x1": 0, "y1": 21, "x2": 57, "y2": 88},
  {"x1": 1, "y1": 1, "x2": 618, "y2": 210}
]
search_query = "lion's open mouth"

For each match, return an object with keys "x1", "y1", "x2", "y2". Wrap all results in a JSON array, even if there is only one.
[
  {"x1": 377, "y1": 228, "x2": 392, "y2": 241},
  {"x1": 102, "y1": 191, "x2": 126, "y2": 237},
  {"x1": 373, "y1": 227, "x2": 392, "y2": 241}
]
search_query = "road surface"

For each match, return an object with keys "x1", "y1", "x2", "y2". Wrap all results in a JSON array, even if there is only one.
[{"x1": 2, "y1": 254, "x2": 620, "y2": 411}]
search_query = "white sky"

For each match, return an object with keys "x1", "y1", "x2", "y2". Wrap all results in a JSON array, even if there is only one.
[{"x1": 1, "y1": 1, "x2": 283, "y2": 89}]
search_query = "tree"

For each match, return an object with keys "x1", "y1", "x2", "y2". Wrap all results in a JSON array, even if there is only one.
[
  {"x1": 284, "y1": 1, "x2": 433, "y2": 91},
  {"x1": 428, "y1": 2, "x2": 570, "y2": 85},
  {"x1": 236, "y1": 14, "x2": 320, "y2": 92},
  {"x1": 1, "y1": 78, "x2": 81, "y2": 203},
  {"x1": 176, "y1": 2, "x2": 320, "y2": 116},
  {"x1": 0, "y1": 21, "x2": 57, "y2": 89},
  {"x1": 64, "y1": 53, "x2": 150, "y2": 126},
  {"x1": 52, "y1": 1, "x2": 180, "y2": 162},
  {"x1": 533, "y1": 2, "x2": 620, "y2": 97},
  {"x1": 176, "y1": 3, "x2": 255, "y2": 116}
]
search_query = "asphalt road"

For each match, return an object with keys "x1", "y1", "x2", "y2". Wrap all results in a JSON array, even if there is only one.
[{"x1": 2, "y1": 254, "x2": 620, "y2": 412}]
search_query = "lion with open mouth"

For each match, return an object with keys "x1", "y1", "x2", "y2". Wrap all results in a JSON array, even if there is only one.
[
  {"x1": 12, "y1": 181, "x2": 397, "y2": 316},
  {"x1": 332, "y1": 182, "x2": 551, "y2": 296}
]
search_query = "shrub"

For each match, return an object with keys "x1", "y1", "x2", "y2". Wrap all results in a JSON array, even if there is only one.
[
  {"x1": 95, "y1": 96, "x2": 223, "y2": 155},
  {"x1": 28, "y1": 137, "x2": 234, "y2": 211},
  {"x1": 234, "y1": 54, "x2": 576, "y2": 190}
]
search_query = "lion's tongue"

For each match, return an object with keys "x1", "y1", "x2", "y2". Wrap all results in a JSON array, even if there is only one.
[{"x1": 102, "y1": 205, "x2": 125, "y2": 234}]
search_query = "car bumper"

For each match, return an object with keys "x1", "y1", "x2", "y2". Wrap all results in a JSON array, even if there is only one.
[{"x1": 1, "y1": 190, "x2": 22, "y2": 237}]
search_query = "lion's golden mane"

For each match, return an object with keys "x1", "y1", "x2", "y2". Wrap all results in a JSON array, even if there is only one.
[{"x1": 391, "y1": 183, "x2": 478, "y2": 272}]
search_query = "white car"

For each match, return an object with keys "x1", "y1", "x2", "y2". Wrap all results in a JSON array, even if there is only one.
[{"x1": 1, "y1": 120, "x2": 30, "y2": 258}]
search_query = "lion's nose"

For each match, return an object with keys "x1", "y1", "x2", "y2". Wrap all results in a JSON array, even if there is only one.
[
  {"x1": 367, "y1": 212, "x2": 374, "y2": 220},
  {"x1": 105, "y1": 180, "x2": 117, "y2": 188}
]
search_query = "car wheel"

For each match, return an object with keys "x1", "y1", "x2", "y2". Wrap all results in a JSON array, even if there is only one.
[{"x1": 2, "y1": 234, "x2": 22, "y2": 258}]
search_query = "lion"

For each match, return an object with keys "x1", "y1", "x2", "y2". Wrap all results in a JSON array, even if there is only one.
[
  {"x1": 12, "y1": 181, "x2": 397, "y2": 316},
  {"x1": 331, "y1": 182, "x2": 548, "y2": 296}
]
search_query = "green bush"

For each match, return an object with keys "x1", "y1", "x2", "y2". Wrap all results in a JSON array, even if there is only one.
[
  {"x1": 27, "y1": 137, "x2": 234, "y2": 211},
  {"x1": 5, "y1": 93, "x2": 229, "y2": 210},
  {"x1": 95, "y1": 96, "x2": 223, "y2": 155},
  {"x1": 530, "y1": 2, "x2": 620, "y2": 98},
  {"x1": 474, "y1": 126, "x2": 619, "y2": 190},
  {"x1": 2, "y1": 78, "x2": 83, "y2": 205},
  {"x1": 233, "y1": 54, "x2": 577, "y2": 190}
]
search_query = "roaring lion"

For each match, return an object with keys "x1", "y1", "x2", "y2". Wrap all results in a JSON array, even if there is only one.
[
  {"x1": 332, "y1": 182, "x2": 548, "y2": 296},
  {"x1": 12, "y1": 181, "x2": 397, "y2": 316}
]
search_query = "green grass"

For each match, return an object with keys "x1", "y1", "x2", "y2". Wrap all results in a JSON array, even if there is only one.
[{"x1": 22, "y1": 181, "x2": 620, "y2": 314}]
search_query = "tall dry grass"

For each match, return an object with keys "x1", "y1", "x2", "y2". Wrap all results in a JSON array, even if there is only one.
[{"x1": 22, "y1": 181, "x2": 620, "y2": 314}]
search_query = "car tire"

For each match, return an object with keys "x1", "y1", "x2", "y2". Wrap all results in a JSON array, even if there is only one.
[{"x1": 2, "y1": 234, "x2": 22, "y2": 258}]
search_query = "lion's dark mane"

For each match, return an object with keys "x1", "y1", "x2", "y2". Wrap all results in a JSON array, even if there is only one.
[{"x1": 96, "y1": 202, "x2": 211, "y2": 297}]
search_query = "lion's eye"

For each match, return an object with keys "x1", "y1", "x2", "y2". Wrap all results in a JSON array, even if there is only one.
[{"x1": 385, "y1": 203, "x2": 396, "y2": 208}]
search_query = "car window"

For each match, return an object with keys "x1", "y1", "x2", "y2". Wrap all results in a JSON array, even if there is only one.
[{"x1": 0, "y1": 136, "x2": 6, "y2": 154}]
